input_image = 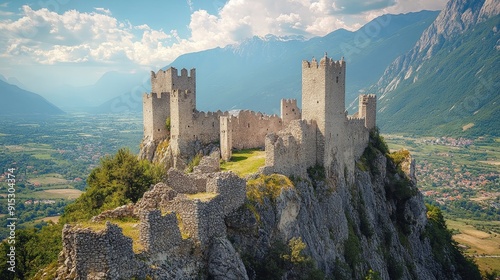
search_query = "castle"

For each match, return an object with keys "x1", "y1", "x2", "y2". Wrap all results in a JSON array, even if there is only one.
[
  {"x1": 142, "y1": 53, "x2": 377, "y2": 177},
  {"x1": 58, "y1": 54, "x2": 378, "y2": 279}
]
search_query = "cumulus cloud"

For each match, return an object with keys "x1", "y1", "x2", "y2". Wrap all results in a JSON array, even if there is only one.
[
  {"x1": 0, "y1": 0, "x2": 447, "y2": 68},
  {"x1": 0, "y1": 5, "x2": 178, "y2": 66}
]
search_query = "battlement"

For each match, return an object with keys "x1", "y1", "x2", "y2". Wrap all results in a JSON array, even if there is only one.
[
  {"x1": 171, "y1": 89, "x2": 193, "y2": 99},
  {"x1": 302, "y1": 54, "x2": 345, "y2": 70},
  {"x1": 151, "y1": 67, "x2": 195, "y2": 79},
  {"x1": 360, "y1": 94, "x2": 377, "y2": 103}
]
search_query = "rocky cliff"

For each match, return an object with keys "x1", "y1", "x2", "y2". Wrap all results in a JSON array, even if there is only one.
[{"x1": 56, "y1": 133, "x2": 478, "y2": 279}]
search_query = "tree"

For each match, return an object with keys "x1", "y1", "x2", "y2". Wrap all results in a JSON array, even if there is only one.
[{"x1": 61, "y1": 148, "x2": 164, "y2": 223}]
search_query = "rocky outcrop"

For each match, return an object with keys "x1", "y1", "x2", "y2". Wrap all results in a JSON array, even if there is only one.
[{"x1": 58, "y1": 147, "x2": 474, "y2": 279}]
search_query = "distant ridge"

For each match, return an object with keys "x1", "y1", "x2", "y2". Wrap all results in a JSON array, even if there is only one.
[
  {"x1": 96, "y1": 10, "x2": 439, "y2": 115},
  {"x1": 0, "y1": 79, "x2": 65, "y2": 116},
  {"x1": 372, "y1": 0, "x2": 500, "y2": 136}
]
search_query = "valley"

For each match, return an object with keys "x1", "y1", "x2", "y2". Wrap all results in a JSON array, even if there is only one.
[{"x1": 0, "y1": 113, "x2": 498, "y2": 273}]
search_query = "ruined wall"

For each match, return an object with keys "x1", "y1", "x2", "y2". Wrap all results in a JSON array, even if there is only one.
[
  {"x1": 264, "y1": 120, "x2": 318, "y2": 177},
  {"x1": 280, "y1": 99, "x2": 301, "y2": 127},
  {"x1": 166, "y1": 168, "x2": 206, "y2": 194},
  {"x1": 345, "y1": 117, "x2": 370, "y2": 173},
  {"x1": 206, "y1": 172, "x2": 246, "y2": 216},
  {"x1": 165, "y1": 195, "x2": 226, "y2": 247},
  {"x1": 139, "y1": 210, "x2": 182, "y2": 254},
  {"x1": 57, "y1": 222, "x2": 140, "y2": 280}
]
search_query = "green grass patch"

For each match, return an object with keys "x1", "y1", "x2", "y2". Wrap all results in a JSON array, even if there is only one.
[
  {"x1": 186, "y1": 192, "x2": 218, "y2": 202},
  {"x1": 246, "y1": 174, "x2": 294, "y2": 204},
  {"x1": 220, "y1": 148, "x2": 265, "y2": 177},
  {"x1": 74, "y1": 218, "x2": 143, "y2": 253}
]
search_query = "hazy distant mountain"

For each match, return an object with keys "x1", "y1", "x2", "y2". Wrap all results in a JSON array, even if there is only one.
[
  {"x1": 0, "y1": 79, "x2": 65, "y2": 116},
  {"x1": 98, "y1": 10, "x2": 439, "y2": 114},
  {"x1": 372, "y1": 0, "x2": 500, "y2": 136},
  {"x1": 50, "y1": 71, "x2": 148, "y2": 109}
]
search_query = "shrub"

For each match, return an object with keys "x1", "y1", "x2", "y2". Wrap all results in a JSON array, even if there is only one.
[
  {"x1": 246, "y1": 174, "x2": 294, "y2": 204},
  {"x1": 185, "y1": 152, "x2": 202, "y2": 173}
]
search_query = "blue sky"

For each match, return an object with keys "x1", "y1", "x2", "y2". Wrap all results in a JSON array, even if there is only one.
[{"x1": 0, "y1": 0, "x2": 446, "y2": 94}]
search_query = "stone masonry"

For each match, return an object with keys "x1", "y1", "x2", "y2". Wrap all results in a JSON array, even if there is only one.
[
  {"x1": 57, "y1": 153, "x2": 248, "y2": 279},
  {"x1": 142, "y1": 54, "x2": 377, "y2": 177}
]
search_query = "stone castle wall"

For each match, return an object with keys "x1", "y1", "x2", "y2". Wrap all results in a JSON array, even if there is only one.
[
  {"x1": 264, "y1": 120, "x2": 318, "y2": 177},
  {"x1": 165, "y1": 194, "x2": 226, "y2": 247},
  {"x1": 57, "y1": 222, "x2": 140, "y2": 280},
  {"x1": 139, "y1": 210, "x2": 181, "y2": 254},
  {"x1": 206, "y1": 172, "x2": 246, "y2": 216},
  {"x1": 143, "y1": 55, "x2": 377, "y2": 177}
]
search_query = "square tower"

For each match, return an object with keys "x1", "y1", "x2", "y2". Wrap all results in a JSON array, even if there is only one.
[
  {"x1": 358, "y1": 94, "x2": 377, "y2": 130},
  {"x1": 143, "y1": 92, "x2": 170, "y2": 141},
  {"x1": 143, "y1": 67, "x2": 196, "y2": 142},
  {"x1": 301, "y1": 54, "x2": 346, "y2": 165}
]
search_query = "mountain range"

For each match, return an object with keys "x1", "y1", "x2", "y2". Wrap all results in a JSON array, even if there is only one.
[
  {"x1": 4, "y1": 0, "x2": 498, "y2": 137},
  {"x1": 97, "y1": 10, "x2": 439, "y2": 115},
  {"x1": 0, "y1": 78, "x2": 65, "y2": 116},
  {"x1": 372, "y1": 0, "x2": 500, "y2": 136}
]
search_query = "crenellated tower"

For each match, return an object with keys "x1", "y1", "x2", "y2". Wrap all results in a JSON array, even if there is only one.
[
  {"x1": 280, "y1": 99, "x2": 301, "y2": 127},
  {"x1": 358, "y1": 94, "x2": 377, "y2": 130},
  {"x1": 301, "y1": 54, "x2": 346, "y2": 165},
  {"x1": 143, "y1": 67, "x2": 196, "y2": 142}
]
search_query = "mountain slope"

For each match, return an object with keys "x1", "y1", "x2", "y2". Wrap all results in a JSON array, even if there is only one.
[
  {"x1": 49, "y1": 71, "x2": 147, "y2": 109},
  {"x1": 0, "y1": 80, "x2": 65, "y2": 116},
  {"x1": 372, "y1": 0, "x2": 500, "y2": 136},
  {"x1": 98, "y1": 11, "x2": 439, "y2": 114}
]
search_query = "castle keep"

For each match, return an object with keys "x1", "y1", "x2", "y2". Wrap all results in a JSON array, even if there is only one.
[{"x1": 142, "y1": 54, "x2": 377, "y2": 176}]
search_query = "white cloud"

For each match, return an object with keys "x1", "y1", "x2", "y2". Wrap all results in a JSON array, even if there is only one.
[
  {"x1": 94, "y1": 7, "x2": 112, "y2": 15},
  {"x1": 0, "y1": 6, "x2": 177, "y2": 67},
  {"x1": 0, "y1": 0, "x2": 447, "y2": 70}
]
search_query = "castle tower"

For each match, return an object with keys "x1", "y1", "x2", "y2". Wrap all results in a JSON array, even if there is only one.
[
  {"x1": 151, "y1": 67, "x2": 196, "y2": 96},
  {"x1": 358, "y1": 94, "x2": 377, "y2": 130},
  {"x1": 143, "y1": 92, "x2": 170, "y2": 141},
  {"x1": 143, "y1": 67, "x2": 196, "y2": 142},
  {"x1": 280, "y1": 99, "x2": 301, "y2": 127},
  {"x1": 170, "y1": 89, "x2": 196, "y2": 152},
  {"x1": 301, "y1": 54, "x2": 346, "y2": 165}
]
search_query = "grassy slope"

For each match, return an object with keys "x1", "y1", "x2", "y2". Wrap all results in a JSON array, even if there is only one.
[{"x1": 378, "y1": 15, "x2": 500, "y2": 137}]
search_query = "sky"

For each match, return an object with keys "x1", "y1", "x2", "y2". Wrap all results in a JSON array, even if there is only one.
[{"x1": 0, "y1": 0, "x2": 447, "y2": 93}]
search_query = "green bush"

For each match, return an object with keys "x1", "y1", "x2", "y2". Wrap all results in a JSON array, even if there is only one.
[
  {"x1": 185, "y1": 152, "x2": 202, "y2": 173},
  {"x1": 61, "y1": 148, "x2": 165, "y2": 223}
]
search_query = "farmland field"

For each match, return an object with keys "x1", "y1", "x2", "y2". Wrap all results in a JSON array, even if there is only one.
[{"x1": 447, "y1": 219, "x2": 500, "y2": 274}]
